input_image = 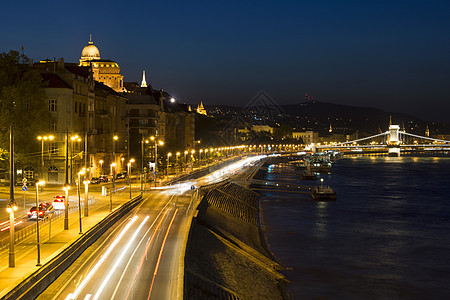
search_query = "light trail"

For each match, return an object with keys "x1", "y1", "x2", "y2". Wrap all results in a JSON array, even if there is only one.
[
  {"x1": 0, "y1": 219, "x2": 12, "y2": 227},
  {"x1": 93, "y1": 216, "x2": 150, "y2": 300},
  {"x1": 1, "y1": 221, "x2": 23, "y2": 232},
  {"x1": 147, "y1": 208, "x2": 179, "y2": 300},
  {"x1": 123, "y1": 208, "x2": 171, "y2": 300},
  {"x1": 65, "y1": 215, "x2": 138, "y2": 300}
]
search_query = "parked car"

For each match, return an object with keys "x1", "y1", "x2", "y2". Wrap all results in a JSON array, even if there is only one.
[
  {"x1": 116, "y1": 172, "x2": 127, "y2": 179},
  {"x1": 52, "y1": 195, "x2": 65, "y2": 210},
  {"x1": 99, "y1": 175, "x2": 109, "y2": 183},
  {"x1": 90, "y1": 177, "x2": 100, "y2": 184}
]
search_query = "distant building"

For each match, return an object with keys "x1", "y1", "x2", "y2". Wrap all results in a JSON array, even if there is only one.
[
  {"x1": 141, "y1": 70, "x2": 148, "y2": 87},
  {"x1": 79, "y1": 35, "x2": 125, "y2": 92},
  {"x1": 293, "y1": 131, "x2": 318, "y2": 144},
  {"x1": 28, "y1": 37, "x2": 194, "y2": 183},
  {"x1": 196, "y1": 101, "x2": 207, "y2": 115},
  {"x1": 252, "y1": 125, "x2": 273, "y2": 134}
]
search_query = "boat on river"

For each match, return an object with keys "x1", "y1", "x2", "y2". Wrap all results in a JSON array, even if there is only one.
[{"x1": 311, "y1": 185, "x2": 336, "y2": 201}]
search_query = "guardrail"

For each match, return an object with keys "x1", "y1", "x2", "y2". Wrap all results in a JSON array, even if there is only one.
[{"x1": 1, "y1": 194, "x2": 142, "y2": 300}]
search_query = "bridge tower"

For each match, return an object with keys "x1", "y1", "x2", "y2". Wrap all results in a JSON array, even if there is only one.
[{"x1": 387, "y1": 124, "x2": 401, "y2": 156}]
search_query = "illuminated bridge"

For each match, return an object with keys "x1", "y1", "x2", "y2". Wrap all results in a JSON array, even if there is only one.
[{"x1": 314, "y1": 124, "x2": 450, "y2": 157}]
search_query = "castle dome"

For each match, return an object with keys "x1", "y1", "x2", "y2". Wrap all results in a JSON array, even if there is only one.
[{"x1": 80, "y1": 35, "x2": 100, "y2": 61}]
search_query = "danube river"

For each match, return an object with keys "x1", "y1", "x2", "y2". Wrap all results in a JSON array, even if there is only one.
[{"x1": 260, "y1": 157, "x2": 450, "y2": 299}]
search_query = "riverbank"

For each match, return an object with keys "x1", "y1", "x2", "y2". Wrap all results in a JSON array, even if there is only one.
[{"x1": 184, "y1": 181, "x2": 289, "y2": 299}]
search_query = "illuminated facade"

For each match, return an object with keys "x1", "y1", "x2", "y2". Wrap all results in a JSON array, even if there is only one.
[
  {"x1": 79, "y1": 36, "x2": 125, "y2": 92},
  {"x1": 196, "y1": 101, "x2": 207, "y2": 115}
]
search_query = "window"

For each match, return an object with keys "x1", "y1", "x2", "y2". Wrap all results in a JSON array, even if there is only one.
[
  {"x1": 48, "y1": 99, "x2": 57, "y2": 112},
  {"x1": 49, "y1": 142, "x2": 57, "y2": 155},
  {"x1": 50, "y1": 121, "x2": 57, "y2": 131},
  {"x1": 75, "y1": 102, "x2": 78, "y2": 113}
]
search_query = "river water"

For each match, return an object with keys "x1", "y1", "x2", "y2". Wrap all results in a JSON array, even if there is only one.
[{"x1": 259, "y1": 157, "x2": 450, "y2": 300}]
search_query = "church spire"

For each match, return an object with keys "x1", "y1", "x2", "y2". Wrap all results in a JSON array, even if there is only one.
[
  {"x1": 89, "y1": 34, "x2": 93, "y2": 45},
  {"x1": 141, "y1": 70, "x2": 147, "y2": 87}
]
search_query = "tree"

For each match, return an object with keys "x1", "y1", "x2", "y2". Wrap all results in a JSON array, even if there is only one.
[
  {"x1": 0, "y1": 50, "x2": 53, "y2": 170},
  {"x1": 274, "y1": 124, "x2": 293, "y2": 142}
]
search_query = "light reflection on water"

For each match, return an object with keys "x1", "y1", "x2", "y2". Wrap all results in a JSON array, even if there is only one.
[{"x1": 260, "y1": 157, "x2": 450, "y2": 299}]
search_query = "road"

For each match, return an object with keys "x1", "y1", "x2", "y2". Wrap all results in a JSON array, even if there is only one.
[{"x1": 37, "y1": 155, "x2": 264, "y2": 300}]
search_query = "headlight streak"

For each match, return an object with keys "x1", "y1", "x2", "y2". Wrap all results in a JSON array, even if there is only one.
[
  {"x1": 147, "y1": 208, "x2": 179, "y2": 300},
  {"x1": 115, "y1": 208, "x2": 170, "y2": 300},
  {"x1": 93, "y1": 216, "x2": 150, "y2": 300},
  {"x1": 113, "y1": 194, "x2": 177, "y2": 300},
  {"x1": 65, "y1": 215, "x2": 139, "y2": 300},
  {"x1": 149, "y1": 156, "x2": 265, "y2": 192}
]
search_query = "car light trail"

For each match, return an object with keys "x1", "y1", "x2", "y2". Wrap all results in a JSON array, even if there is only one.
[
  {"x1": 1, "y1": 220, "x2": 23, "y2": 232},
  {"x1": 147, "y1": 208, "x2": 178, "y2": 300},
  {"x1": 123, "y1": 209, "x2": 170, "y2": 300},
  {"x1": 0, "y1": 219, "x2": 12, "y2": 226},
  {"x1": 93, "y1": 216, "x2": 149, "y2": 300},
  {"x1": 65, "y1": 215, "x2": 139, "y2": 300}
]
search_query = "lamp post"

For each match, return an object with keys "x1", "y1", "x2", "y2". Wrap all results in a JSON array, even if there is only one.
[
  {"x1": 127, "y1": 158, "x2": 135, "y2": 199},
  {"x1": 63, "y1": 185, "x2": 70, "y2": 230},
  {"x1": 37, "y1": 135, "x2": 54, "y2": 185},
  {"x1": 6, "y1": 201, "x2": 18, "y2": 268},
  {"x1": 110, "y1": 162, "x2": 116, "y2": 193},
  {"x1": 70, "y1": 135, "x2": 80, "y2": 185},
  {"x1": 184, "y1": 150, "x2": 188, "y2": 170},
  {"x1": 167, "y1": 152, "x2": 172, "y2": 175},
  {"x1": 83, "y1": 179, "x2": 90, "y2": 217},
  {"x1": 99, "y1": 159, "x2": 104, "y2": 176},
  {"x1": 199, "y1": 149, "x2": 203, "y2": 166},
  {"x1": 35, "y1": 180, "x2": 45, "y2": 266},
  {"x1": 151, "y1": 136, "x2": 164, "y2": 183},
  {"x1": 113, "y1": 135, "x2": 118, "y2": 166},
  {"x1": 176, "y1": 152, "x2": 180, "y2": 173},
  {"x1": 77, "y1": 170, "x2": 85, "y2": 234},
  {"x1": 141, "y1": 135, "x2": 144, "y2": 193}
]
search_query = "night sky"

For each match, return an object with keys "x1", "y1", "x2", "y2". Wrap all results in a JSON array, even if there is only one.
[{"x1": 1, "y1": 0, "x2": 449, "y2": 122}]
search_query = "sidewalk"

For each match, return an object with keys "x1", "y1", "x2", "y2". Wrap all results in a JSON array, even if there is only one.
[{"x1": 0, "y1": 185, "x2": 137, "y2": 298}]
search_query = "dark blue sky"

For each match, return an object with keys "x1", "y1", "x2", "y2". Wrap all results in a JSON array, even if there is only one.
[{"x1": 1, "y1": 0, "x2": 449, "y2": 122}]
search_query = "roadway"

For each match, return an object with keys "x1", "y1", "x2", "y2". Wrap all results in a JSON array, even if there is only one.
[{"x1": 33, "y1": 155, "x2": 264, "y2": 300}]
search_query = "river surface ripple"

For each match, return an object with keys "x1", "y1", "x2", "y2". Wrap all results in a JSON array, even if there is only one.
[{"x1": 260, "y1": 157, "x2": 450, "y2": 300}]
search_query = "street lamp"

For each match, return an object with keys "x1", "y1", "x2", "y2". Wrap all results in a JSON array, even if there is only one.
[
  {"x1": 6, "y1": 201, "x2": 18, "y2": 268},
  {"x1": 99, "y1": 159, "x2": 104, "y2": 175},
  {"x1": 83, "y1": 179, "x2": 90, "y2": 217},
  {"x1": 167, "y1": 152, "x2": 172, "y2": 175},
  {"x1": 113, "y1": 135, "x2": 118, "y2": 165},
  {"x1": 184, "y1": 150, "x2": 188, "y2": 168},
  {"x1": 199, "y1": 149, "x2": 203, "y2": 165},
  {"x1": 35, "y1": 180, "x2": 45, "y2": 266},
  {"x1": 127, "y1": 158, "x2": 135, "y2": 199},
  {"x1": 176, "y1": 152, "x2": 180, "y2": 172},
  {"x1": 151, "y1": 136, "x2": 164, "y2": 183},
  {"x1": 63, "y1": 185, "x2": 70, "y2": 230},
  {"x1": 110, "y1": 163, "x2": 117, "y2": 192},
  {"x1": 77, "y1": 170, "x2": 85, "y2": 234},
  {"x1": 70, "y1": 135, "x2": 81, "y2": 185},
  {"x1": 37, "y1": 135, "x2": 54, "y2": 184}
]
